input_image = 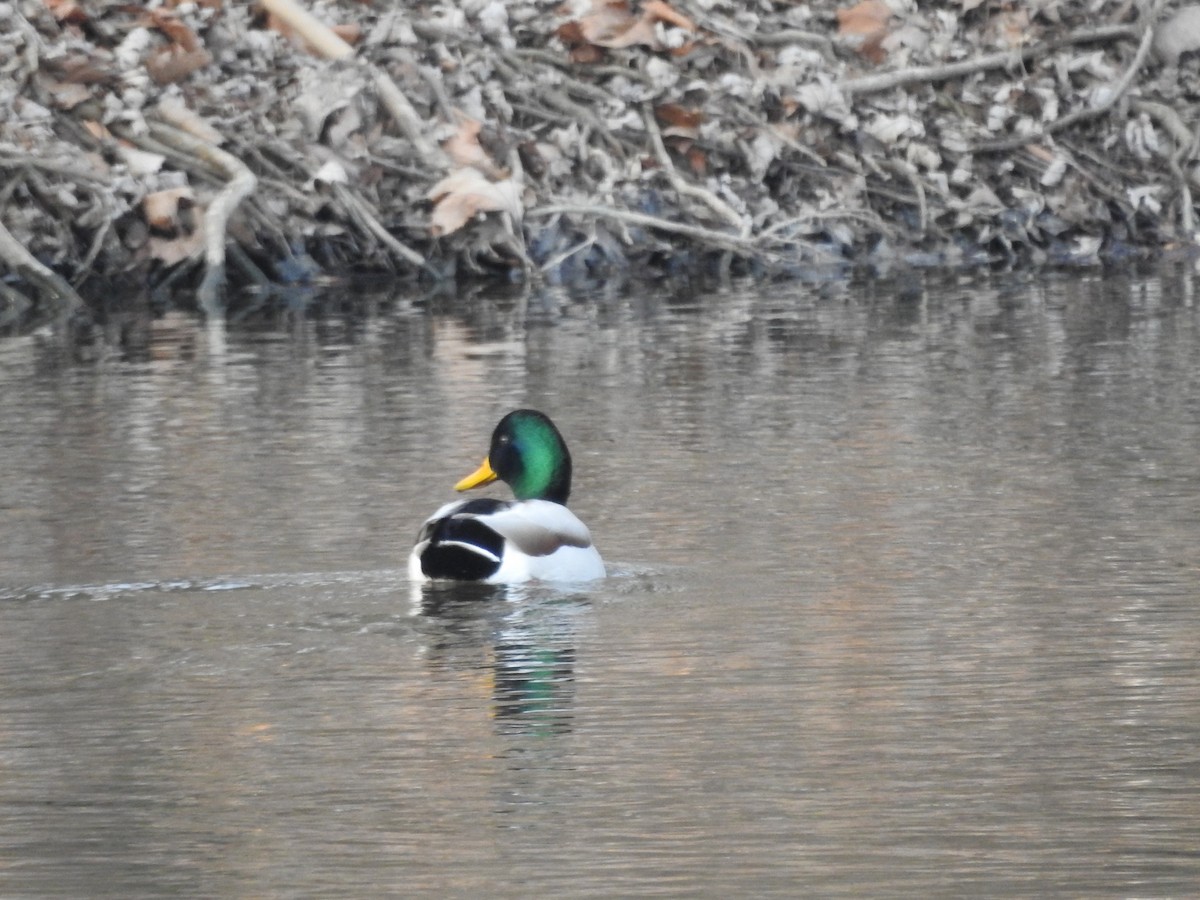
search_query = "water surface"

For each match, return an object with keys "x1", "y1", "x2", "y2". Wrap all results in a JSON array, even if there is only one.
[{"x1": 1, "y1": 271, "x2": 1198, "y2": 896}]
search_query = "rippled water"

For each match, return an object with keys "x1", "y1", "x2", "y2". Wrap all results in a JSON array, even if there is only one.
[{"x1": 1, "y1": 270, "x2": 1198, "y2": 896}]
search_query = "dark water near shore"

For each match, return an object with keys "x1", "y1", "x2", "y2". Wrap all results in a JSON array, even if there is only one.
[{"x1": 1, "y1": 270, "x2": 1198, "y2": 896}]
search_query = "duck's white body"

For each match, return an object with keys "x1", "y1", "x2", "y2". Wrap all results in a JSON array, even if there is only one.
[{"x1": 409, "y1": 498, "x2": 605, "y2": 584}]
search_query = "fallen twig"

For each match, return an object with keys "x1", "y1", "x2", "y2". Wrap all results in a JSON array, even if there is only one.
[
  {"x1": 642, "y1": 105, "x2": 747, "y2": 235},
  {"x1": 1131, "y1": 99, "x2": 1199, "y2": 233},
  {"x1": 881, "y1": 159, "x2": 927, "y2": 238},
  {"x1": 753, "y1": 29, "x2": 836, "y2": 53},
  {"x1": 258, "y1": 0, "x2": 445, "y2": 170},
  {"x1": 1131, "y1": 99, "x2": 1196, "y2": 151},
  {"x1": 528, "y1": 202, "x2": 840, "y2": 261},
  {"x1": 494, "y1": 55, "x2": 625, "y2": 154},
  {"x1": 0, "y1": 151, "x2": 109, "y2": 186},
  {"x1": 844, "y1": 23, "x2": 1138, "y2": 97},
  {"x1": 0, "y1": 216, "x2": 84, "y2": 313},
  {"x1": 146, "y1": 121, "x2": 257, "y2": 314},
  {"x1": 974, "y1": 7, "x2": 1165, "y2": 154},
  {"x1": 761, "y1": 207, "x2": 897, "y2": 240},
  {"x1": 528, "y1": 203, "x2": 754, "y2": 253},
  {"x1": 369, "y1": 63, "x2": 446, "y2": 168},
  {"x1": 331, "y1": 181, "x2": 429, "y2": 270}
]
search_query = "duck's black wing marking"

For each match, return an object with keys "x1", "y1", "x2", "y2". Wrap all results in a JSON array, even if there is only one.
[{"x1": 415, "y1": 498, "x2": 509, "y2": 581}]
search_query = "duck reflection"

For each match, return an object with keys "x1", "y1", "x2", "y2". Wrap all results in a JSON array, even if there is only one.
[{"x1": 413, "y1": 582, "x2": 585, "y2": 739}]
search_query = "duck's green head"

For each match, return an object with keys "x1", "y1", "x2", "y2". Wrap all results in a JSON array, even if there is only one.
[{"x1": 455, "y1": 409, "x2": 573, "y2": 504}]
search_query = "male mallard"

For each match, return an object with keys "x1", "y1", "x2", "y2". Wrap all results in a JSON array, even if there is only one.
[{"x1": 408, "y1": 410, "x2": 606, "y2": 584}]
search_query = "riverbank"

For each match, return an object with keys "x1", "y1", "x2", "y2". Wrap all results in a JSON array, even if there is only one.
[{"x1": 1, "y1": 0, "x2": 1197, "y2": 316}]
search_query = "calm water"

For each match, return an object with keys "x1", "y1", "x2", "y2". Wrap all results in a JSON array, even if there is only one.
[{"x1": 1, "y1": 271, "x2": 1198, "y2": 896}]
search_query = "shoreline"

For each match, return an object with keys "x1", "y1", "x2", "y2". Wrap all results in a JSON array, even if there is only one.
[{"x1": 2, "y1": 0, "x2": 1197, "y2": 316}]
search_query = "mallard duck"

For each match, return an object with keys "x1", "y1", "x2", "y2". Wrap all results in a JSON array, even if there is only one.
[{"x1": 408, "y1": 410, "x2": 606, "y2": 584}]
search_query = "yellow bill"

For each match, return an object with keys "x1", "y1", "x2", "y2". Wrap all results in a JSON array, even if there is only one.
[{"x1": 455, "y1": 457, "x2": 498, "y2": 491}]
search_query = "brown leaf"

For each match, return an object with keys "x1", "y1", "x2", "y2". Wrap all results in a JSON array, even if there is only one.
[
  {"x1": 83, "y1": 120, "x2": 111, "y2": 141},
  {"x1": 562, "y1": 0, "x2": 696, "y2": 52},
  {"x1": 858, "y1": 32, "x2": 888, "y2": 64},
  {"x1": 575, "y1": 0, "x2": 636, "y2": 46},
  {"x1": 442, "y1": 117, "x2": 504, "y2": 178},
  {"x1": 643, "y1": 0, "x2": 695, "y2": 32},
  {"x1": 331, "y1": 23, "x2": 361, "y2": 45},
  {"x1": 143, "y1": 195, "x2": 204, "y2": 266},
  {"x1": 837, "y1": 0, "x2": 892, "y2": 63},
  {"x1": 143, "y1": 187, "x2": 195, "y2": 231},
  {"x1": 42, "y1": 0, "x2": 88, "y2": 24},
  {"x1": 427, "y1": 168, "x2": 522, "y2": 237},
  {"x1": 45, "y1": 52, "x2": 116, "y2": 85},
  {"x1": 655, "y1": 103, "x2": 705, "y2": 137},
  {"x1": 837, "y1": 0, "x2": 891, "y2": 36},
  {"x1": 987, "y1": 7, "x2": 1031, "y2": 49},
  {"x1": 139, "y1": 8, "x2": 202, "y2": 52},
  {"x1": 145, "y1": 47, "x2": 213, "y2": 85},
  {"x1": 555, "y1": 20, "x2": 587, "y2": 45},
  {"x1": 39, "y1": 76, "x2": 92, "y2": 110},
  {"x1": 569, "y1": 43, "x2": 606, "y2": 64}
]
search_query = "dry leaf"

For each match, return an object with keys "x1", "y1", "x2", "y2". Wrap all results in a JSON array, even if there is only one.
[
  {"x1": 836, "y1": 0, "x2": 892, "y2": 63},
  {"x1": 311, "y1": 159, "x2": 348, "y2": 185},
  {"x1": 655, "y1": 103, "x2": 705, "y2": 138},
  {"x1": 143, "y1": 187, "x2": 195, "y2": 231},
  {"x1": 145, "y1": 48, "x2": 213, "y2": 84},
  {"x1": 42, "y1": 0, "x2": 88, "y2": 24},
  {"x1": 570, "y1": 44, "x2": 606, "y2": 63},
  {"x1": 83, "y1": 120, "x2": 111, "y2": 141},
  {"x1": 986, "y1": 7, "x2": 1031, "y2": 49},
  {"x1": 574, "y1": 1, "x2": 636, "y2": 46},
  {"x1": 643, "y1": 0, "x2": 694, "y2": 31},
  {"x1": 1154, "y1": 6, "x2": 1200, "y2": 65},
  {"x1": 147, "y1": 226, "x2": 205, "y2": 266},
  {"x1": 332, "y1": 23, "x2": 362, "y2": 45},
  {"x1": 139, "y1": 8, "x2": 203, "y2": 52},
  {"x1": 837, "y1": 0, "x2": 892, "y2": 37},
  {"x1": 45, "y1": 52, "x2": 116, "y2": 85},
  {"x1": 40, "y1": 77, "x2": 92, "y2": 110},
  {"x1": 117, "y1": 144, "x2": 166, "y2": 176},
  {"x1": 560, "y1": 0, "x2": 696, "y2": 53},
  {"x1": 442, "y1": 117, "x2": 504, "y2": 178},
  {"x1": 144, "y1": 192, "x2": 204, "y2": 266},
  {"x1": 427, "y1": 168, "x2": 522, "y2": 236}
]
